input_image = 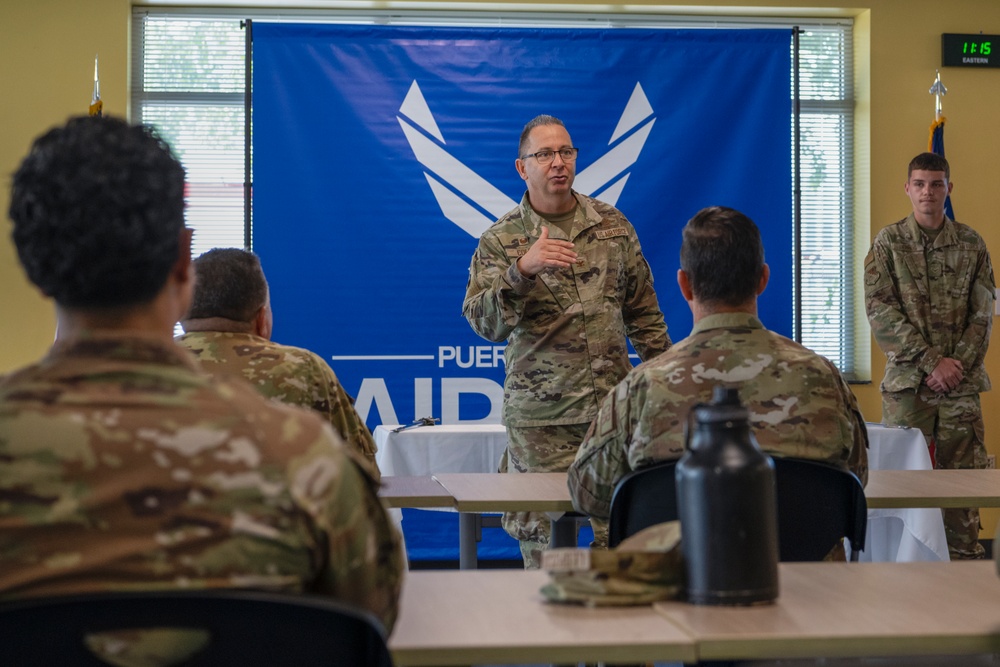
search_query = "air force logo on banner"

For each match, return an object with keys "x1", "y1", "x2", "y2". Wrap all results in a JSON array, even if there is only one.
[{"x1": 397, "y1": 80, "x2": 656, "y2": 238}]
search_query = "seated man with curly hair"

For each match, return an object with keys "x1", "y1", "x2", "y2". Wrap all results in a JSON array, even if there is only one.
[{"x1": 0, "y1": 116, "x2": 403, "y2": 641}]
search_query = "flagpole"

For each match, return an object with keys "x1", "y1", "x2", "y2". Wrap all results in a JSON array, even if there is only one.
[
  {"x1": 89, "y1": 54, "x2": 102, "y2": 117},
  {"x1": 928, "y1": 69, "x2": 947, "y2": 151},
  {"x1": 927, "y1": 70, "x2": 954, "y2": 219},
  {"x1": 930, "y1": 69, "x2": 946, "y2": 122}
]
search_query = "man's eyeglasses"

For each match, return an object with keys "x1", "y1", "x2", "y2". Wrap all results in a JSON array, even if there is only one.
[{"x1": 520, "y1": 147, "x2": 579, "y2": 165}]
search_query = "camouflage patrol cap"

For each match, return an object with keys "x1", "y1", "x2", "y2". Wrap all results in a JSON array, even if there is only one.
[{"x1": 540, "y1": 521, "x2": 684, "y2": 606}]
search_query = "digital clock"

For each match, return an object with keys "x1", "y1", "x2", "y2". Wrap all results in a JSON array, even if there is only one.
[{"x1": 942, "y1": 33, "x2": 1000, "y2": 68}]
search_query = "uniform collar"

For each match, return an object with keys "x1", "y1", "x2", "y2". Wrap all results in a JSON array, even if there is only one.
[
  {"x1": 177, "y1": 330, "x2": 267, "y2": 345},
  {"x1": 47, "y1": 331, "x2": 203, "y2": 373},
  {"x1": 517, "y1": 190, "x2": 604, "y2": 241},
  {"x1": 690, "y1": 312, "x2": 765, "y2": 335},
  {"x1": 904, "y1": 212, "x2": 957, "y2": 247}
]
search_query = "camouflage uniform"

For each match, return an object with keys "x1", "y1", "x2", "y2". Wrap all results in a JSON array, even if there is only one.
[
  {"x1": 569, "y1": 313, "x2": 869, "y2": 524},
  {"x1": 176, "y1": 331, "x2": 379, "y2": 479},
  {"x1": 463, "y1": 191, "x2": 670, "y2": 567},
  {"x1": 864, "y1": 213, "x2": 994, "y2": 559},
  {"x1": 0, "y1": 333, "x2": 404, "y2": 634}
]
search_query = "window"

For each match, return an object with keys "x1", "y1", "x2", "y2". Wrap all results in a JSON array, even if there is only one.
[
  {"x1": 132, "y1": 8, "x2": 856, "y2": 375},
  {"x1": 796, "y1": 27, "x2": 856, "y2": 375},
  {"x1": 130, "y1": 13, "x2": 247, "y2": 258}
]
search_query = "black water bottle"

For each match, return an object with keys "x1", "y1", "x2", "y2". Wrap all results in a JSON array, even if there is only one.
[{"x1": 676, "y1": 385, "x2": 779, "y2": 605}]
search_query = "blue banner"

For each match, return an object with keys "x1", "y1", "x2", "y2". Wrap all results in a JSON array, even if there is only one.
[{"x1": 252, "y1": 23, "x2": 792, "y2": 430}]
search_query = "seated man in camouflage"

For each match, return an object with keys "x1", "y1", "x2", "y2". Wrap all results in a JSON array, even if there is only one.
[
  {"x1": 0, "y1": 116, "x2": 403, "y2": 635},
  {"x1": 177, "y1": 248, "x2": 379, "y2": 477},
  {"x1": 569, "y1": 206, "x2": 869, "y2": 536}
]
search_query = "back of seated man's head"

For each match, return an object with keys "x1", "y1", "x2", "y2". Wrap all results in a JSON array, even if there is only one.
[
  {"x1": 184, "y1": 248, "x2": 270, "y2": 334},
  {"x1": 9, "y1": 116, "x2": 186, "y2": 311},
  {"x1": 680, "y1": 206, "x2": 765, "y2": 308}
]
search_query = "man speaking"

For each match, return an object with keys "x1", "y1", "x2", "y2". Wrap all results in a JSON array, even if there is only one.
[{"x1": 462, "y1": 114, "x2": 670, "y2": 568}]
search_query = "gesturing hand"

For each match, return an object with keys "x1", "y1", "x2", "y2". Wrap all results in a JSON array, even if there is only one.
[{"x1": 516, "y1": 226, "x2": 577, "y2": 278}]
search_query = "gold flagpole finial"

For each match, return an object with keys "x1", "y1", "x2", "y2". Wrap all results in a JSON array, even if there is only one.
[{"x1": 89, "y1": 54, "x2": 103, "y2": 117}]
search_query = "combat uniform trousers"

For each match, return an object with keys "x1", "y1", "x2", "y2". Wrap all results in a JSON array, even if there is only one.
[
  {"x1": 499, "y1": 422, "x2": 609, "y2": 569},
  {"x1": 883, "y1": 386, "x2": 986, "y2": 559}
]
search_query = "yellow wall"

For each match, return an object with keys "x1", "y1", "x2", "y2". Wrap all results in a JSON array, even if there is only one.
[
  {"x1": 0, "y1": 0, "x2": 129, "y2": 368},
  {"x1": 3, "y1": 0, "x2": 1000, "y2": 529}
]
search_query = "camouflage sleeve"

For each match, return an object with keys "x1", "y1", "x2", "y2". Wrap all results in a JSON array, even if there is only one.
[
  {"x1": 953, "y1": 242, "x2": 995, "y2": 370},
  {"x1": 312, "y1": 354, "x2": 381, "y2": 481},
  {"x1": 462, "y1": 231, "x2": 535, "y2": 342},
  {"x1": 288, "y1": 426, "x2": 404, "y2": 633},
  {"x1": 837, "y1": 372, "x2": 869, "y2": 486},
  {"x1": 863, "y1": 235, "x2": 940, "y2": 376},
  {"x1": 568, "y1": 378, "x2": 635, "y2": 520},
  {"x1": 622, "y1": 231, "x2": 670, "y2": 362}
]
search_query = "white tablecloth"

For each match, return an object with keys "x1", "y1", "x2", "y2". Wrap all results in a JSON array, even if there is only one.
[
  {"x1": 375, "y1": 422, "x2": 950, "y2": 563},
  {"x1": 858, "y1": 424, "x2": 949, "y2": 562},
  {"x1": 375, "y1": 424, "x2": 508, "y2": 477}
]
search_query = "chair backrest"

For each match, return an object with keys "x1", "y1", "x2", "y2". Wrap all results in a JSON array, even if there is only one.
[
  {"x1": 607, "y1": 457, "x2": 867, "y2": 561},
  {"x1": 0, "y1": 589, "x2": 393, "y2": 667}
]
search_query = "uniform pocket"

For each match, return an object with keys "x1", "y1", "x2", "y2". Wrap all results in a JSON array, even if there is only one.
[{"x1": 949, "y1": 254, "x2": 972, "y2": 300}]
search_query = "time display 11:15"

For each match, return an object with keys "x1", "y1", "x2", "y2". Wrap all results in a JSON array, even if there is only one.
[{"x1": 963, "y1": 40, "x2": 992, "y2": 55}]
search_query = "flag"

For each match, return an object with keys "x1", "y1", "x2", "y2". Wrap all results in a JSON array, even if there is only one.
[
  {"x1": 89, "y1": 55, "x2": 102, "y2": 117},
  {"x1": 928, "y1": 116, "x2": 954, "y2": 220}
]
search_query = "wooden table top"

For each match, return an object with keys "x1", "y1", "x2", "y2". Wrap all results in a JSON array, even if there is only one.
[
  {"x1": 390, "y1": 562, "x2": 1000, "y2": 665},
  {"x1": 378, "y1": 475, "x2": 453, "y2": 508},
  {"x1": 865, "y1": 469, "x2": 1000, "y2": 508},
  {"x1": 654, "y1": 561, "x2": 1000, "y2": 661},
  {"x1": 411, "y1": 469, "x2": 1000, "y2": 512},
  {"x1": 389, "y1": 569, "x2": 697, "y2": 666},
  {"x1": 432, "y1": 472, "x2": 575, "y2": 512}
]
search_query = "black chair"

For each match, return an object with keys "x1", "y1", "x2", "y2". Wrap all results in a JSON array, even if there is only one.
[
  {"x1": 0, "y1": 589, "x2": 393, "y2": 666},
  {"x1": 608, "y1": 456, "x2": 867, "y2": 561}
]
